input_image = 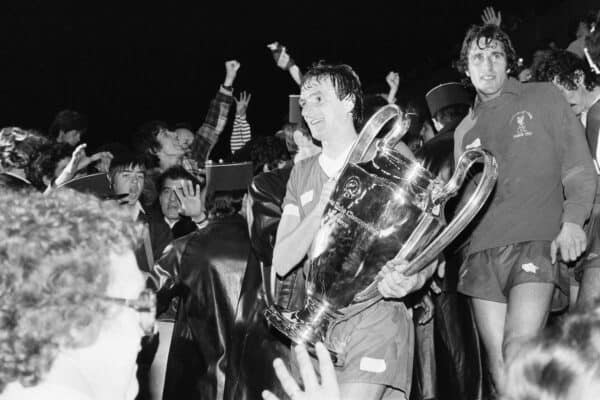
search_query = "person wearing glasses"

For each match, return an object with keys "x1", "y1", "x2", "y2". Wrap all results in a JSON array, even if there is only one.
[{"x1": 0, "y1": 189, "x2": 155, "y2": 400}]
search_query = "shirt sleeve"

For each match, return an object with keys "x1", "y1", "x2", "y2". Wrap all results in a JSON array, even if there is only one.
[
  {"x1": 230, "y1": 115, "x2": 252, "y2": 154},
  {"x1": 191, "y1": 87, "x2": 234, "y2": 167},
  {"x1": 281, "y1": 163, "x2": 301, "y2": 217},
  {"x1": 554, "y1": 89, "x2": 597, "y2": 226}
]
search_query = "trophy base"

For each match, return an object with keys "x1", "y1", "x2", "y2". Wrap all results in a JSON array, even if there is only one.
[{"x1": 264, "y1": 305, "x2": 345, "y2": 367}]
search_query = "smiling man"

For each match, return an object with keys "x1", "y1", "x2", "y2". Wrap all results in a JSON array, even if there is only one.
[
  {"x1": 454, "y1": 24, "x2": 597, "y2": 393},
  {"x1": 271, "y1": 63, "x2": 437, "y2": 400}
]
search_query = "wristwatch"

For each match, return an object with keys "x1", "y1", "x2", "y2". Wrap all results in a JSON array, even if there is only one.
[{"x1": 222, "y1": 84, "x2": 233, "y2": 91}]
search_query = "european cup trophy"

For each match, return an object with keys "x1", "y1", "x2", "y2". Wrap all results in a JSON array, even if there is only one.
[{"x1": 264, "y1": 105, "x2": 497, "y2": 365}]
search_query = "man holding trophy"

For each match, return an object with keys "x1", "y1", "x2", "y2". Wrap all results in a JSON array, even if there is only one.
[{"x1": 271, "y1": 63, "x2": 440, "y2": 400}]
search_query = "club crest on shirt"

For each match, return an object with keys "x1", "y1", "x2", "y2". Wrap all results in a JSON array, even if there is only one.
[
  {"x1": 342, "y1": 176, "x2": 362, "y2": 199},
  {"x1": 510, "y1": 111, "x2": 533, "y2": 138}
]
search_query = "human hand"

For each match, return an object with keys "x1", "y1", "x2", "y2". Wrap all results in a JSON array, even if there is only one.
[
  {"x1": 224, "y1": 60, "x2": 241, "y2": 86},
  {"x1": 56, "y1": 144, "x2": 111, "y2": 186},
  {"x1": 481, "y1": 6, "x2": 502, "y2": 26},
  {"x1": 90, "y1": 151, "x2": 114, "y2": 173},
  {"x1": 377, "y1": 258, "x2": 438, "y2": 299},
  {"x1": 414, "y1": 293, "x2": 435, "y2": 325},
  {"x1": 262, "y1": 343, "x2": 340, "y2": 400},
  {"x1": 551, "y1": 222, "x2": 587, "y2": 263},
  {"x1": 235, "y1": 91, "x2": 252, "y2": 118},
  {"x1": 386, "y1": 71, "x2": 400, "y2": 91},
  {"x1": 174, "y1": 179, "x2": 204, "y2": 220}
]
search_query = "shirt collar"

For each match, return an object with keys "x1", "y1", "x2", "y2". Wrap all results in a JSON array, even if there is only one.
[
  {"x1": 474, "y1": 77, "x2": 522, "y2": 112},
  {"x1": 318, "y1": 143, "x2": 354, "y2": 178}
]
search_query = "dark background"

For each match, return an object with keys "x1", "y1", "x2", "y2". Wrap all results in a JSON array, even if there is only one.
[{"x1": 0, "y1": 0, "x2": 595, "y2": 159}]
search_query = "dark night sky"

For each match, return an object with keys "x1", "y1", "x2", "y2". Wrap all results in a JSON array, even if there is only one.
[{"x1": 0, "y1": 0, "x2": 590, "y2": 159}]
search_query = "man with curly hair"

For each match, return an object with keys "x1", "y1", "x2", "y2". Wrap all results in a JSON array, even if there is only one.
[
  {"x1": 0, "y1": 189, "x2": 153, "y2": 400},
  {"x1": 454, "y1": 24, "x2": 597, "y2": 392},
  {"x1": 533, "y1": 49, "x2": 600, "y2": 308}
]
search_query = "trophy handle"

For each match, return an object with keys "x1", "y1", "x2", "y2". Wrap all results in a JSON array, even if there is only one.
[
  {"x1": 345, "y1": 104, "x2": 405, "y2": 166},
  {"x1": 402, "y1": 147, "x2": 498, "y2": 275}
]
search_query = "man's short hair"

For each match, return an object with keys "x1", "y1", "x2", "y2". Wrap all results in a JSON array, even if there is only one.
[
  {"x1": 157, "y1": 165, "x2": 204, "y2": 193},
  {"x1": 533, "y1": 49, "x2": 598, "y2": 91},
  {"x1": 302, "y1": 62, "x2": 364, "y2": 128},
  {"x1": 108, "y1": 153, "x2": 147, "y2": 183},
  {"x1": 457, "y1": 24, "x2": 518, "y2": 75},
  {"x1": 48, "y1": 109, "x2": 87, "y2": 140},
  {"x1": 0, "y1": 189, "x2": 139, "y2": 391}
]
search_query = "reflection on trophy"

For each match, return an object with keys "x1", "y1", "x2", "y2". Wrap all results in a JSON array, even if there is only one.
[{"x1": 264, "y1": 105, "x2": 497, "y2": 365}]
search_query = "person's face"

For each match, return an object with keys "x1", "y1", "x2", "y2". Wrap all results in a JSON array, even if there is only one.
[
  {"x1": 72, "y1": 250, "x2": 147, "y2": 400},
  {"x1": 300, "y1": 77, "x2": 354, "y2": 141},
  {"x1": 155, "y1": 129, "x2": 184, "y2": 170},
  {"x1": 111, "y1": 166, "x2": 145, "y2": 205},
  {"x1": 552, "y1": 75, "x2": 587, "y2": 116},
  {"x1": 159, "y1": 178, "x2": 187, "y2": 221},
  {"x1": 58, "y1": 129, "x2": 82, "y2": 146},
  {"x1": 175, "y1": 128, "x2": 194, "y2": 153},
  {"x1": 466, "y1": 38, "x2": 508, "y2": 102}
]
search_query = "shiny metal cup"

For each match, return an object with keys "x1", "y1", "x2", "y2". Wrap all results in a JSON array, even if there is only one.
[{"x1": 265, "y1": 105, "x2": 497, "y2": 365}]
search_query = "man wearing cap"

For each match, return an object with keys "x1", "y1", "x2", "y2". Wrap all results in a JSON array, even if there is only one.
[{"x1": 454, "y1": 23, "x2": 596, "y2": 391}]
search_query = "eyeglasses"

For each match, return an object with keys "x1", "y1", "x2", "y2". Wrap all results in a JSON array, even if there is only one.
[{"x1": 101, "y1": 289, "x2": 157, "y2": 336}]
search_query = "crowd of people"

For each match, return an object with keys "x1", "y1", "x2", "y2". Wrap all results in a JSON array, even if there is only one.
[{"x1": 2, "y1": 5, "x2": 600, "y2": 400}]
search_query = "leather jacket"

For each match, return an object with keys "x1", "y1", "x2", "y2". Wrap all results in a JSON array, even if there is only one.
[{"x1": 153, "y1": 214, "x2": 251, "y2": 400}]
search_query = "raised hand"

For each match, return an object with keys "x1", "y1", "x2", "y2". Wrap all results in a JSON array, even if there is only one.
[
  {"x1": 262, "y1": 343, "x2": 340, "y2": 400},
  {"x1": 386, "y1": 71, "x2": 400, "y2": 91},
  {"x1": 174, "y1": 179, "x2": 204, "y2": 220},
  {"x1": 224, "y1": 60, "x2": 241, "y2": 87},
  {"x1": 235, "y1": 91, "x2": 252, "y2": 118},
  {"x1": 481, "y1": 6, "x2": 502, "y2": 26}
]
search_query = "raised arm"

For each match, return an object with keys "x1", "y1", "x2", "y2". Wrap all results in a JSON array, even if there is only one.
[
  {"x1": 268, "y1": 42, "x2": 302, "y2": 86},
  {"x1": 231, "y1": 91, "x2": 252, "y2": 154},
  {"x1": 192, "y1": 60, "x2": 239, "y2": 166}
]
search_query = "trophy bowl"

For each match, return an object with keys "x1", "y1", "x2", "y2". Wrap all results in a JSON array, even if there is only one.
[{"x1": 265, "y1": 105, "x2": 497, "y2": 365}]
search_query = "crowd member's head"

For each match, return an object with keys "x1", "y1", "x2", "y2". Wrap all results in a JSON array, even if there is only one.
[
  {"x1": 300, "y1": 62, "x2": 364, "y2": 137},
  {"x1": 425, "y1": 82, "x2": 472, "y2": 132},
  {"x1": 503, "y1": 340, "x2": 600, "y2": 400},
  {"x1": 172, "y1": 122, "x2": 196, "y2": 155},
  {"x1": 48, "y1": 109, "x2": 87, "y2": 146},
  {"x1": 25, "y1": 142, "x2": 74, "y2": 191},
  {"x1": 157, "y1": 165, "x2": 205, "y2": 224},
  {"x1": 0, "y1": 127, "x2": 49, "y2": 174},
  {"x1": 132, "y1": 121, "x2": 184, "y2": 172},
  {"x1": 109, "y1": 153, "x2": 146, "y2": 206},
  {"x1": 532, "y1": 49, "x2": 600, "y2": 115},
  {"x1": 0, "y1": 190, "x2": 150, "y2": 399},
  {"x1": 234, "y1": 136, "x2": 291, "y2": 174},
  {"x1": 458, "y1": 24, "x2": 518, "y2": 102},
  {"x1": 276, "y1": 121, "x2": 320, "y2": 164},
  {"x1": 503, "y1": 302, "x2": 600, "y2": 400}
]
